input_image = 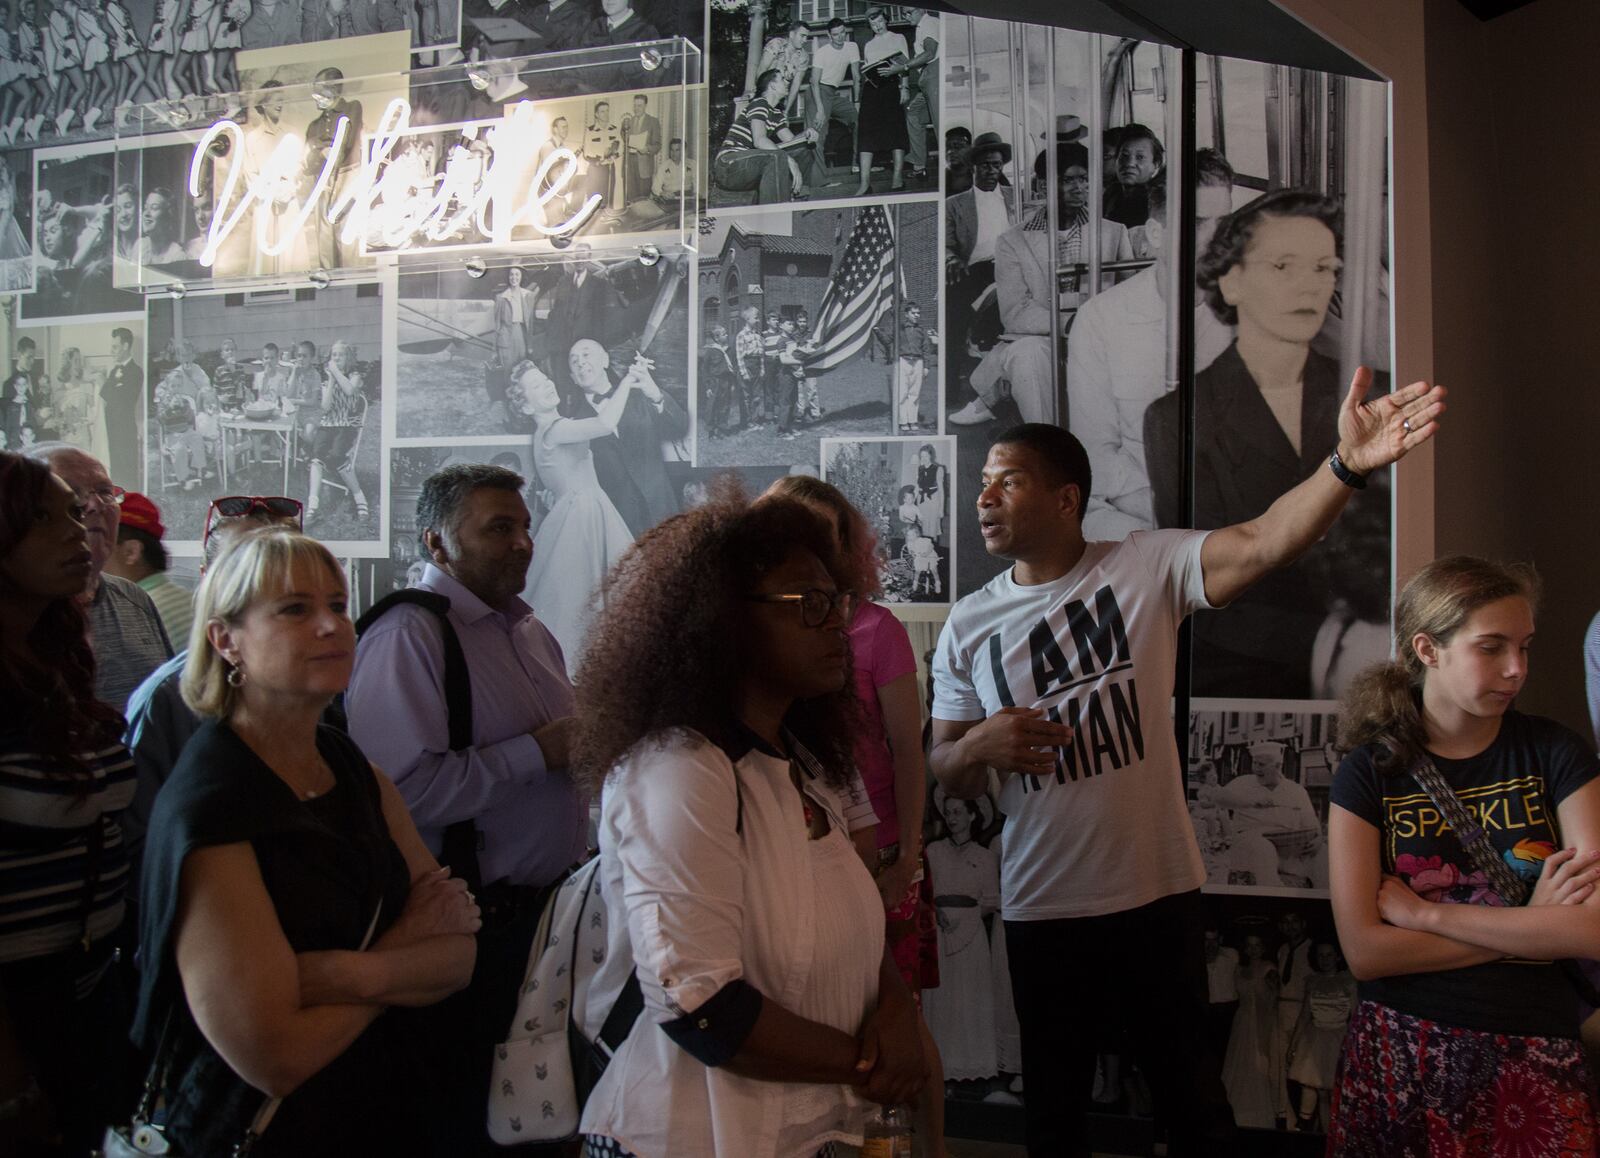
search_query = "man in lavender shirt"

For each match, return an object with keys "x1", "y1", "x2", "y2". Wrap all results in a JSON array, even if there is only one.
[{"x1": 346, "y1": 462, "x2": 580, "y2": 1157}]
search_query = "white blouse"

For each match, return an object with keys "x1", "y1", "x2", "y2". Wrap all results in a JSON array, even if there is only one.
[
  {"x1": 864, "y1": 30, "x2": 909, "y2": 69},
  {"x1": 580, "y1": 729, "x2": 886, "y2": 1157}
]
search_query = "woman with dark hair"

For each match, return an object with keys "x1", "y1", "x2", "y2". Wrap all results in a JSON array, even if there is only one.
[
  {"x1": 1145, "y1": 189, "x2": 1367, "y2": 699},
  {"x1": 913, "y1": 443, "x2": 947, "y2": 544},
  {"x1": 764, "y1": 476, "x2": 948, "y2": 1152},
  {"x1": 494, "y1": 267, "x2": 534, "y2": 369},
  {"x1": 573, "y1": 487, "x2": 929, "y2": 1157},
  {"x1": 134, "y1": 187, "x2": 186, "y2": 267},
  {"x1": 112, "y1": 182, "x2": 139, "y2": 262},
  {"x1": 921, "y1": 790, "x2": 1006, "y2": 1090},
  {"x1": 856, "y1": 7, "x2": 910, "y2": 196},
  {"x1": 0, "y1": 451, "x2": 135, "y2": 1155},
  {"x1": 1326, "y1": 556, "x2": 1600, "y2": 1156}
]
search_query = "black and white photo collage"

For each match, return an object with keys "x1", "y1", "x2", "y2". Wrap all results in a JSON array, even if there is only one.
[
  {"x1": 0, "y1": 11, "x2": 1396, "y2": 654},
  {"x1": 0, "y1": 4, "x2": 1398, "y2": 1141}
]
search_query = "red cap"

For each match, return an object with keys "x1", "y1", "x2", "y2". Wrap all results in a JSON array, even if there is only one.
[{"x1": 119, "y1": 492, "x2": 166, "y2": 540}]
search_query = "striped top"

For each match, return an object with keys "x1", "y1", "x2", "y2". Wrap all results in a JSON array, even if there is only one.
[
  {"x1": 140, "y1": 573, "x2": 195, "y2": 652},
  {"x1": 719, "y1": 96, "x2": 781, "y2": 155},
  {"x1": 0, "y1": 735, "x2": 136, "y2": 964},
  {"x1": 321, "y1": 370, "x2": 366, "y2": 428},
  {"x1": 90, "y1": 573, "x2": 175, "y2": 715}
]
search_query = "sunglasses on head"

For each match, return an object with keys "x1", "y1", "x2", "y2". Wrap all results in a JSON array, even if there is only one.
[
  {"x1": 203, "y1": 495, "x2": 304, "y2": 547},
  {"x1": 209, "y1": 495, "x2": 304, "y2": 521}
]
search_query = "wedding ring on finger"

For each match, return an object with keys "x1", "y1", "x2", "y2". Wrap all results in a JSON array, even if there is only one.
[{"x1": 1402, "y1": 418, "x2": 1413, "y2": 433}]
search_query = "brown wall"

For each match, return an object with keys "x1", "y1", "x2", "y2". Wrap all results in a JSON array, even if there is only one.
[
  {"x1": 1441, "y1": 0, "x2": 1600, "y2": 731},
  {"x1": 1279, "y1": 0, "x2": 1599, "y2": 734}
]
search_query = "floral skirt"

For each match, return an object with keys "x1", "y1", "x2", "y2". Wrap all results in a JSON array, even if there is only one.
[{"x1": 1329, "y1": 999, "x2": 1599, "y2": 1157}]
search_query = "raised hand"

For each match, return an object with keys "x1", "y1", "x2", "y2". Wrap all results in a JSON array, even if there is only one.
[
  {"x1": 620, "y1": 353, "x2": 662, "y2": 403},
  {"x1": 1337, "y1": 366, "x2": 1447, "y2": 475}
]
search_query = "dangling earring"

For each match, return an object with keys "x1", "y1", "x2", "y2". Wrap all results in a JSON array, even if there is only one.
[{"x1": 226, "y1": 664, "x2": 246, "y2": 688}]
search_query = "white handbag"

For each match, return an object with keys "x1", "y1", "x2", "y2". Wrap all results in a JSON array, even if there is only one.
[{"x1": 487, "y1": 855, "x2": 634, "y2": 1144}]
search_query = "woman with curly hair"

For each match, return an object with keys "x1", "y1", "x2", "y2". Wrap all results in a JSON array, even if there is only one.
[
  {"x1": 573, "y1": 487, "x2": 929, "y2": 1157},
  {"x1": 1327, "y1": 556, "x2": 1600, "y2": 1156},
  {"x1": 0, "y1": 451, "x2": 135, "y2": 1154}
]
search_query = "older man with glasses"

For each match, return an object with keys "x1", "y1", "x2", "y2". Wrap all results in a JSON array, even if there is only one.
[{"x1": 25, "y1": 443, "x2": 173, "y2": 714}]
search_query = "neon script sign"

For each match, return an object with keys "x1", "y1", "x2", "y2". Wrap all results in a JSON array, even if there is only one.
[{"x1": 189, "y1": 98, "x2": 604, "y2": 267}]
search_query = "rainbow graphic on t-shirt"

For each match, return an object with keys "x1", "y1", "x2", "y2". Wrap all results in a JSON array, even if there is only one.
[{"x1": 1504, "y1": 837, "x2": 1557, "y2": 883}]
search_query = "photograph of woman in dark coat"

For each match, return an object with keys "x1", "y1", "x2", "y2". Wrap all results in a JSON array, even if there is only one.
[{"x1": 1146, "y1": 190, "x2": 1386, "y2": 699}]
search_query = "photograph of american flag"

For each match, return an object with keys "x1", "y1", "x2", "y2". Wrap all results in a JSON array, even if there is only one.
[{"x1": 803, "y1": 205, "x2": 897, "y2": 372}]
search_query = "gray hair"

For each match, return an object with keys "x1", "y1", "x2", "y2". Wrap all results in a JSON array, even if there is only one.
[
  {"x1": 21, "y1": 440, "x2": 78, "y2": 463},
  {"x1": 416, "y1": 464, "x2": 525, "y2": 555}
]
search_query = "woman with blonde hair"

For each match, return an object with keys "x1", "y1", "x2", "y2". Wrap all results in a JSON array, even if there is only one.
[
  {"x1": 131, "y1": 526, "x2": 478, "y2": 1156},
  {"x1": 1327, "y1": 555, "x2": 1600, "y2": 1156}
]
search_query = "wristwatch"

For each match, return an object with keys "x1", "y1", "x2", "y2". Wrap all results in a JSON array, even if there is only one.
[{"x1": 1327, "y1": 449, "x2": 1367, "y2": 490}]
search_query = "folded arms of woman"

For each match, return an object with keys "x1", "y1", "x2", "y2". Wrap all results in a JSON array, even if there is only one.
[
  {"x1": 1331, "y1": 797, "x2": 1600, "y2": 982},
  {"x1": 175, "y1": 775, "x2": 477, "y2": 1098}
]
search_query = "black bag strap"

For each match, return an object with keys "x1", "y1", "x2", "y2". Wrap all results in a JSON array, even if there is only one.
[
  {"x1": 1409, "y1": 757, "x2": 1529, "y2": 905},
  {"x1": 356, "y1": 589, "x2": 481, "y2": 889},
  {"x1": 355, "y1": 590, "x2": 475, "y2": 752}
]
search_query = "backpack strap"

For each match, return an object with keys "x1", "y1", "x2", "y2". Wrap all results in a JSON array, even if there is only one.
[
  {"x1": 1409, "y1": 757, "x2": 1528, "y2": 905},
  {"x1": 1409, "y1": 756, "x2": 1600, "y2": 1007},
  {"x1": 356, "y1": 589, "x2": 481, "y2": 888}
]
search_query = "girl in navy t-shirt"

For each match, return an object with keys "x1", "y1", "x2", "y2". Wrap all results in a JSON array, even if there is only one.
[{"x1": 1328, "y1": 555, "x2": 1600, "y2": 1156}]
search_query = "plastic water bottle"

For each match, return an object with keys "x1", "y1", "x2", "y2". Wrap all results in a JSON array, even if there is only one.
[{"x1": 860, "y1": 1104, "x2": 913, "y2": 1157}]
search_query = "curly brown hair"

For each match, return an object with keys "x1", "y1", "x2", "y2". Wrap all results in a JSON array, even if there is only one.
[
  {"x1": 573, "y1": 479, "x2": 859, "y2": 793},
  {"x1": 0, "y1": 452, "x2": 123, "y2": 773}
]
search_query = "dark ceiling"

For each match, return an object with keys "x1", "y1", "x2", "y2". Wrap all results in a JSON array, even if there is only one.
[
  {"x1": 1456, "y1": 0, "x2": 1539, "y2": 17},
  {"x1": 930, "y1": 0, "x2": 1382, "y2": 80}
]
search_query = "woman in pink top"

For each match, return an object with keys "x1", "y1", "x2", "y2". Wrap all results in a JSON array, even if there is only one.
[{"x1": 767, "y1": 475, "x2": 948, "y2": 1156}]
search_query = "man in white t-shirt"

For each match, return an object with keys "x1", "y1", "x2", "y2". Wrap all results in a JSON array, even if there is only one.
[
  {"x1": 809, "y1": 17, "x2": 860, "y2": 167},
  {"x1": 929, "y1": 396, "x2": 1444, "y2": 1156}
]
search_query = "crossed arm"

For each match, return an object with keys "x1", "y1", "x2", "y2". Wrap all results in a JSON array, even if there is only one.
[
  {"x1": 174, "y1": 771, "x2": 477, "y2": 1098},
  {"x1": 1339, "y1": 778, "x2": 1600, "y2": 978}
]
